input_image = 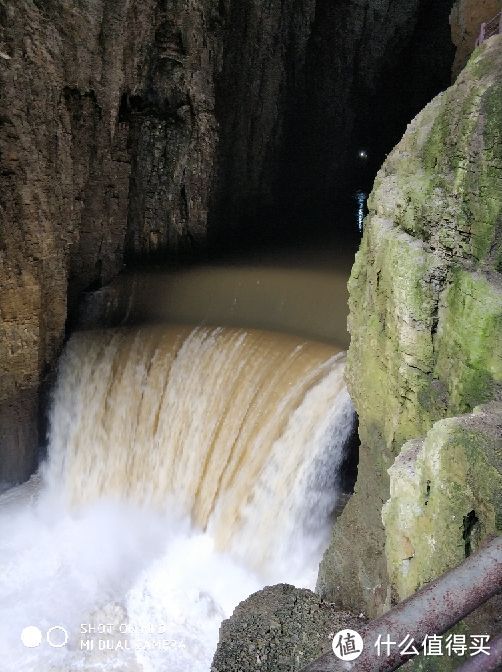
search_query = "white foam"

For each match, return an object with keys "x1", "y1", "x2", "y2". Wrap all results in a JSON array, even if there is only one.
[
  {"x1": 0, "y1": 326, "x2": 355, "y2": 671},
  {"x1": 0, "y1": 485, "x2": 262, "y2": 672}
]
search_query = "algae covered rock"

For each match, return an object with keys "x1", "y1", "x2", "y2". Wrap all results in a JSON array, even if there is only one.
[
  {"x1": 211, "y1": 584, "x2": 362, "y2": 672},
  {"x1": 318, "y1": 36, "x2": 502, "y2": 617},
  {"x1": 383, "y1": 403, "x2": 502, "y2": 599},
  {"x1": 433, "y1": 271, "x2": 502, "y2": 414},
  {"x1": 382, "y1": 403, "x2": 502, "y2": 672}
]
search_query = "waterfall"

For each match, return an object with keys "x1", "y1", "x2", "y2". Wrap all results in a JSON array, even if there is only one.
[{"x1": 0, "y1": 325, "x2": 354, "y2": 672}]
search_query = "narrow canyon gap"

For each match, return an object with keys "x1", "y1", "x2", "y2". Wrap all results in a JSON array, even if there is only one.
[
  {"x1": 1, "y1": 2, "x2": 501, "y2": 672},
  {"x1": 0, "y1": 0, "x2": 455, "y2": 480}
]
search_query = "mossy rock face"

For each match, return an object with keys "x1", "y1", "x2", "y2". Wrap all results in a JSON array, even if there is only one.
[
  {"x1": 434, "y1": 270, "x2": 502, "y2": 413},
  {"x1": 319, "y1": 36, "x2": 502, "y2": 617},
  {"x1": 374, "y1": 38, "x2": 502, "y2": 268},
  {"x1": 382, "y1": 404, "x2": 502, "y2": 672},
  {"x1": 383, "y1": 403, "x2": 502, "y2": 599}
]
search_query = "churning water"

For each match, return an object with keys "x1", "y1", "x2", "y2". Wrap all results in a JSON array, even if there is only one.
[{"x1": 0, "y1": 325, "x2": 354, "y2": 672}]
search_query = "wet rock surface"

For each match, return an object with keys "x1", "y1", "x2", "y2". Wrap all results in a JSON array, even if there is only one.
[
  {"x1": 211, "y1": 584, "x2": 363, "y2": 672},
  {"x1": 384, "y1": 402, "x2": 502, "y2": 599},
  {"x1": 0, "y1": 0, "x2": 221, "y2": 480},
  {"x1": 318, "y1": 35, "x2": 502, "y2": 625}
]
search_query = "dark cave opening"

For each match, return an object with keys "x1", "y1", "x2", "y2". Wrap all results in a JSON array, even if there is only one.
[
  {"x1": 463, "y1": 510, "x2": 480, "y2": 558},
  {"x1": 335, "y1": 414, "x2": 360, "y2": 518},
  {"x1": 206, "y1": 0, "x2": 456, "y2": 260}
]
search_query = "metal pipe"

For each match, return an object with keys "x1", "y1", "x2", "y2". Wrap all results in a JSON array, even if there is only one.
[
  {"x1": 479, "y1": 21, "x2": 486, "y2": 45},
  {"x1": 477, "y1": 12, "x2": 502, "y2": 45},
  {"x1": 301, "y1": 535, "x2": 502, "y2": 672},
  {"x1": 456, "y1": 632, "x2": 502, "y2": 672}
]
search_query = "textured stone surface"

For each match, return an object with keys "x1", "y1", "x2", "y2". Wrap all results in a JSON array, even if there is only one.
[
  {"x1": 450, "y1": 0, "x2": 502, "y2": 79},
  {"x1": 0, "y1": 0, "x2": 455, "y2": 482},
  {"x1": 211, "y1": 584, "x2": 363, "y2": 672},
  {"x1": 383, "y1": 402, "x2": 502, "y2": 599},
  {"x1": 0, "y1": 0, "x2": 222, "y2": 481},
  {"x1": 317, "y1": 36, "x2": 502, "y2": 617},
  {"x1": 382, "y1": 406, "x2": 502, "y2": 672}
]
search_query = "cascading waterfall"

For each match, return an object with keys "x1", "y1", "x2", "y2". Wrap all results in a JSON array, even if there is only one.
[{"x1": 0, "y1": 325, "x2": 354, "y2": 672}]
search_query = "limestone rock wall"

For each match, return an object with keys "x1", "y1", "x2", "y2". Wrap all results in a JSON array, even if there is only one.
[
  {"x1": 318, "y1": 36, "x2": 502, "y2": 617},
  {"x1": 450, "y1": 0, "x2": 502, "y2": 79},
  {"x1": 0, "y1": 0, "x2": 221, "y2": 482},
  {"x1": 383, "y1": 402, "x2": 502, "y2": 600}
]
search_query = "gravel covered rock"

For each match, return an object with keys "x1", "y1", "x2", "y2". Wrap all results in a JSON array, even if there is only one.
[{"x1": 211, "y1": 584, "x2": 363, "y2": 672}]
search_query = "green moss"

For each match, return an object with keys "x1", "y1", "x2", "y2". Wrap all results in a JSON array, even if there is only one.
[
  {"x1": 383, "y1": 407, "x2": 502, "y2": 601},
  {"x1": 466, "y1": 36, "x2": 502, "y2": 80},
  {"x1": 326, "y1": 38, "x2": 502, "y2": 619},
  {"x1": 348, "y1": 42, "x2": 500, "y2": 458},
  {"x1": 397, "y1": 46, "x2": 502, "y2": 265},
  {"x1": 434, "y1": 270, "x2": 502, "y2": 414},
  {"x1": 468, "y1": 84, "x2": 502, "y2": 262}
]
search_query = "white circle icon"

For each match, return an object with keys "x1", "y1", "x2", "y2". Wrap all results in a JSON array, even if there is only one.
[
  {"x1": 332, "y1": 629, "x2": 364, "y2": 661},
  {"x1": 21, "y1": 626, "x2": 43, "y2": 648},
  {"x1": 47, "y1": 625, "x2": 69, "y2": 648}
]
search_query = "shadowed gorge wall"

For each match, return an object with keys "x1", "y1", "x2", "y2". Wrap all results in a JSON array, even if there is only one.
[
  {"x1": 0, "y1": 0, "x2": 455, "y2": 481},
  {"x1": 0, "y1": 0, "x2": 221, "y2": 481},
  {"x1": 450, "y1": 0, "x2": 502, "y2": 78},
  {"x1": 211, "y1": 0, "x2": 456, "y2": 246}
]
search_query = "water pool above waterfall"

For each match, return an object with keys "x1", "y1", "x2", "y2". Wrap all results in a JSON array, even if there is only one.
[{"x1": 0, "y1": 325, "x2": 354, "y2": 672}]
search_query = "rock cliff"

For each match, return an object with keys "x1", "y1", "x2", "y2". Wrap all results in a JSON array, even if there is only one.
[
  {"x1": 318, "y1": 36, "x2": 502, "y2": 620},
  {"x1": 0, "y1": 0, "x2": 222, "y2": 481},
  {"x1": 450, "y1": 0, "x2": 501, "y2": 79},
  {"x1": 383, "y1": 402, "x2": 502, "y2": 600},
  {"x1": 0, "y1": 0, "x2": 455, "y2": 482}
]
